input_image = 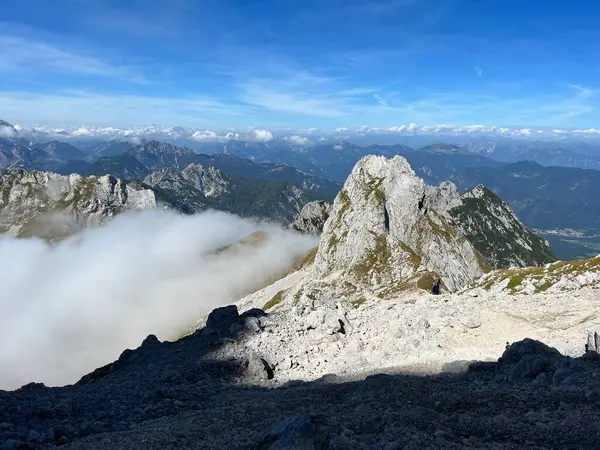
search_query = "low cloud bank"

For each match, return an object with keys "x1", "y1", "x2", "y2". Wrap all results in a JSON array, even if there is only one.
[{"x1": 0, "y1": 209, "x2": 317, "y2": 390}]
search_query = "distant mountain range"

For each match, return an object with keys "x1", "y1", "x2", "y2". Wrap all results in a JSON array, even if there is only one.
[
  {"x1": 463, "y1": 138, "x2": 600, "y2": 171},
  {"x1": 3, "y1": 117, "x2": 600, "y2": 250},
  {"x1": 0, "y1": 134, "x2": 340, "y2": 202},
  {"x1": 453, "y1": 161, "x2": 600, "y2": 236},
  {"x1": 0, "y1": 164, "x2": 316, "y2": 239}
]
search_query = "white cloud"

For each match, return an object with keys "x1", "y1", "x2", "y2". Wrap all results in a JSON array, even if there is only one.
[
  {"x1": 9, "y1": 117, "x2": 600, "y2": 144},
  {"x1": 474, "y1": 65, "x2": 484, "y2": 77},
  {"x1": 333, "y1": 144, "x2": 344, "y2": 150},
  {"x1": 568, "y1": 84, "x2": 595, "y2": 98},
  {"x1": 0, "y1": 209, "x2": 317, "y2": 389},
  {"x1": 252, "y1": 128, "x2": 274, "y2": 142},
  {"x1": 287, "y1": 135, "x2": 311, "y2": 145},
  {"x1": 0, "y1": 125, "x2": 17, "y2": 138},
  {"x1": 513, "y1": 128, "x2": 532, "y2": 136},
  {"x1": 573, "y1": 128, "x2": 600, "y2": 134},
  {"x1": 190, "y1": 130, "x2": 219, "y2": 141}
]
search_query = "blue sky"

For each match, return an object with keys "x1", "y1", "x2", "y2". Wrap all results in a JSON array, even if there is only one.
[{"x1": 1, "y1": 0, "x2": 600, "y2": 131}]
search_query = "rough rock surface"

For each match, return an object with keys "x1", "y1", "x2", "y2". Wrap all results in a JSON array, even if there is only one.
[
  {"x1": 2, "y1": 305, "x2": 600, "y2": 449},
  {"x1": 237, "y1": 264, "x2": 600, "y2": 383},
  {"x1": 0, "y1": 169, "x2": 156, "y2": 238},
  {"x1": 449, "y1": 184, "x2": 556, "y2": 269},
  {"x1": 291, "y1": 200, "x2": 332, "y2": 235},
  {"x1": 312, "y1": 155, "x2": 485, "y2": 295},
  {"x1": 144, "y1": 164, "x2": 229, "y2": 199},
  {"x1": 473, "y1": 255, "x2": 600, "y2": 294}
]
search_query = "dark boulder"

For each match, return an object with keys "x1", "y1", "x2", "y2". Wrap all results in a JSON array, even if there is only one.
[
  {"x1": 206, "y1": 305, "x2": 240, "y2": 335},
  {"x1": 248, "y1": 414, "x2": 329, "y2": 450}
]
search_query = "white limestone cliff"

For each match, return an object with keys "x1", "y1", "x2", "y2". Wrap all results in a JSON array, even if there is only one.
[
  {"x1": 312, "y1": 155, "x2": 484, "y2": 294},
  {"x1": 0, "y1": 169, "x2": 156, "y2": 238}
]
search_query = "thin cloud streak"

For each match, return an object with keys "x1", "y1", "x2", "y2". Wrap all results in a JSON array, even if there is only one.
[
  {"x1": 0, "y1": 33, "x2": 146, "y2": 83},
  {"x1": 0, "y1": 91, "x2": 254, "y2": 128}
]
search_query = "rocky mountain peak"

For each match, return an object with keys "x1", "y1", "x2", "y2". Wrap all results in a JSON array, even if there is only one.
[
  {"x1": 311, "y1": 155, "x2": 485, "y2": 294},
  {"x1": 0, "y1": 120, "x2": 18, "y2": 139},
  {"x1": 180, "y1": 164, "x2": 229, "y2": 197},
  {"x1": 291, "y1": 200, "x2": 331, "y2": 235},
  {"x1": 463, "y1": 183, "x2": 489, "y2": 199},
  {"x1": 143, "y1": 163, "x2": 229, "y2": 199},
  {"x1": 0, "y1": 119, "x2": 16, "y2": 129},
  {"x1": 449, "y1": 184, "x2": 556, "y2": 269}
]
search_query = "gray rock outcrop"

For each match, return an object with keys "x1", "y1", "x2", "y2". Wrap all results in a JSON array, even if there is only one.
[
  {"x1": 312, "y1": 155, "x2": 485, "y2": 294},
  {"x1": 0, "y1": 169, "x2": 156, "y2": 238},
  {"x1": 291, "y1": 201, "x2": 331, "y2": 235}
]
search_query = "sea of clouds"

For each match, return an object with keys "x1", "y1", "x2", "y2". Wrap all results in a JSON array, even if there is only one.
[{"x1": 0, "y1": 209, "x2": 317, "y2": 390}]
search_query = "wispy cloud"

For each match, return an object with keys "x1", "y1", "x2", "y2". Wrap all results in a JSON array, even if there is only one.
[
  {"x1": 568, "y1": 84, "x2": 595, "y2": 99},
  {"x1": 238, "y1": 76, "x2": 348, "y2": 118},
  {"x1": 474, "y1": 65, "x2": 484, "y2": 77},
  {"x1": 373, "y1": 93, "x2": 388, "y2": 107},
  {"x1": 0, "y1": 34, "x2": 144, "y2": 82},
  {"x1": 0, "y1": 90, "x2": 251, "y2": 127}
]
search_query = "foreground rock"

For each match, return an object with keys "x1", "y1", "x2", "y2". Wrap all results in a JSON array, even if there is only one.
[{"x1": 1, "y1": 303, "x2": 600, "y2": 449}]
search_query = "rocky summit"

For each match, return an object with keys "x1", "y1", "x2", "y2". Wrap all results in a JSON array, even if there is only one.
[
  {"x1": 1, "y1": 305, "x2": 600, "y2": 449},
  {"x1": 312, "y1": 155, "x2": 485, "y2": 295},
  {"x1": 279, "y1": 155, "x2": 552, "y2": 312}
]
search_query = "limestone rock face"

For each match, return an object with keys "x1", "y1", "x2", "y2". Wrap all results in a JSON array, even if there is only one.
[
  {"x1": 144, "y1": 163, "x2": 229, "y2": 199},
  {"x1": 291, "y1": 200, "x2": 331, "y2": 235},
  {"x1": 0, "y1": 168, "x2": 156, "y2": 238},
  {"x1": 312, "y1": 155, "x2": 484, "y2": 293}
]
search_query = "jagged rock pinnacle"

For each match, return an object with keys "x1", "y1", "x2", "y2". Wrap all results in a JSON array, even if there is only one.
[
  {"x1": 291, "y1": 200, "x2": 332, "y2": 235},
  {"x1": 312, "y1": 155, "x2": 484, "y2": 294}
]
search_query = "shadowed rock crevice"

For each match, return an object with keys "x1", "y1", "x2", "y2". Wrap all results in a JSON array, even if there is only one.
[{"x1": 383, "y1": 202, "x2": 390, "y2": 232}]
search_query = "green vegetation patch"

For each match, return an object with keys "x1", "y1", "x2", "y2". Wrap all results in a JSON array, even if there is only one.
[
  {"x1": 475, "y1": 249, "x2": 493, "y2": 274},
  {"x1": 327, "y1": 230, "x2": 348, "y2": 252},
  {"x1": 263, "y1": 289, "x2": 286, "y2": 311},
  {"x1": 363, "y1": 176, "x2": 385, "y2": 203},
  {"x1": 336, "y1": 190, "x2": 352, "y2": 222},
  {"x1": 398, "y1": 240, "x2": 422, "y2": 268},
  {"x1": 353, "y1": 233, "x2": 391, "y2": 280},
  {"x1": 417, "y1": 273, "x2": 437, "y2": 291},
  {"x1": 290, "y1": 246, "x2": 319, "y2": 273},
  {"x1": 350, "y1": 298, "x2": 366, "y2": 308},
  {"x1": 479, "y1": 256, "x2": 600, "y2": 293}
]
